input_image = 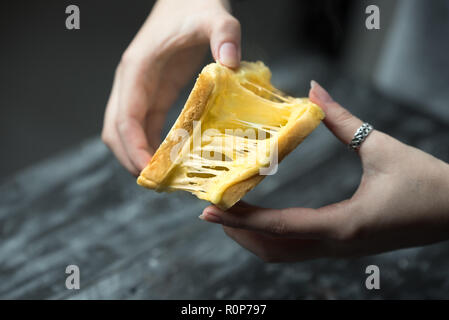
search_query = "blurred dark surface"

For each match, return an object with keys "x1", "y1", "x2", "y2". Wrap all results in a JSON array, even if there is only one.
[
  {"x1": 1, "y1": 70, "x2": 449, "y2": 299},
  {"x1": 1, "y1": 0, "x2": 449, "y2": 299},
  {"x1": 0, "y1": 0, "x2": 153, "y2": 181}
]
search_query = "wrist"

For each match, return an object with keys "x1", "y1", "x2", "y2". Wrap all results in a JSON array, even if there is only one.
[
  {"x1": 432, "y1": 158, "x2": 449, "y2": 216},
  {"x1": 441, "y1": 161, "x2": 449, "y2": 211},
  {"x1": 219, "y1": 0, "x2": 232, "y2": 12}
]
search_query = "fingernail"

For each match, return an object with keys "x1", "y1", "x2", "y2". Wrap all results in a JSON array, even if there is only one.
[
  {"x1": 219, "y1": 42, "x2": 238, "y2": 68},
  {"x1": 199, "y1": 212, "x2": 223, "y2": 224},
  {"x1": 310, "y1": 80, "x2": 333, "y2": 103}
]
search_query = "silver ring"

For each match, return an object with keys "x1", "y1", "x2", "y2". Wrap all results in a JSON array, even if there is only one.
[{"x1": 348, "y1": 123, "x2": 373, "y2": 151}]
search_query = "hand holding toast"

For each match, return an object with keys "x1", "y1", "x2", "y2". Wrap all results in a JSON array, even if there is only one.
[
  {"x1": 102, "y1": 0, "x2": 241, "y2": 175},
  {"x1": 201, "y1": 82, "x2": 449, "y2": 262}
]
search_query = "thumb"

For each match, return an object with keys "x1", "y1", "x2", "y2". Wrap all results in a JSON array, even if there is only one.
[
  {"x1": 209, "y1": 14, "x2": 241, "y2": 68},
  {"x1": 309, "y1": 80, "x2": 363, "y2": 145},
  {"x1": 199, "y1": 201, "x2": 341, "y2": 239}
]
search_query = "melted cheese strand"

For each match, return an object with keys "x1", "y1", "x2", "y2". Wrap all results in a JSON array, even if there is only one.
[{"x1": 155, "y1": 68, "x2": 310, "y2": 203}]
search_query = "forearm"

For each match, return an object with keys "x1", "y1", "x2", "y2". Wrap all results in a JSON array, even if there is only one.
[{"x1": 433, "y1": 157, "x2": 449, "y2": 221}]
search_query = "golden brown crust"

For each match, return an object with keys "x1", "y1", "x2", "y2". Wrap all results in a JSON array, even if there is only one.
[
  {"x1": 215, "y1": 175, "x2": 266, "y2": 210},
  {"x1": 215, "y1": 105, "x2": 324, "y2": 209},
  {"x1": 277, "y1": 104, "x2": 324, "y2": 161},
  {"x1": 137, "y1": 61, "x2": 325, "y2": 210},
  {"x1": 137, "y1": 71, "x2": 215, "y2": 189}
]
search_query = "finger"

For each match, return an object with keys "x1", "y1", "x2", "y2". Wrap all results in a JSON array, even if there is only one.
[
  {"x1": 309, "y1": 80, "x2": 364, "y2": 146},
  {"x1": 102, "y1": 69, "x2": 139, "y2": 175},
  {"x1": 116, "y1": 116, "x2": 153, "y2": 174},
  {"x1": 208, "y1": 13, "x2": 241, "y2": 68},
  {"x1": 145, "y1": 69, "x2": 185, "y2": 151},
  {"x1": 232, "y1": 200, "x2": 252, "y2": 208},
  {"x1": 115, "y1": 65, "x2": 153, "y2": 172},
  {"x1": 223, "y1": 226, "x2": 327, "y2": 262},
  {"x1": 200, "y1": 202, "x2": 343, "y2": 239},
  {"x1": 104, "y1": 125, "x2": 140, "y2": 175},
  {"x1": 145, "y1": 111, "x2": 165, "y2": 152}
]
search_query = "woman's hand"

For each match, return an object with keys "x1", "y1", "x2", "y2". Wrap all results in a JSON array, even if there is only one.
[
  {"x1": 200, "y1": 81, "x2": 449, "y2": 262},
  {"x1": 102, "y1": 0, "x2": 241, "y2": 175}
]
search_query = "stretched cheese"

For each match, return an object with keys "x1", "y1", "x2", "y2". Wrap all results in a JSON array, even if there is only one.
[{"x1": 137, "y1": 61, "x2": 325, "y2": 210}]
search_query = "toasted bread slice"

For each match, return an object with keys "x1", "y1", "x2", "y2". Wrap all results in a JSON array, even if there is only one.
[{"x1": 137, "y1": 61, "x2": 325, "y2": 210}]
